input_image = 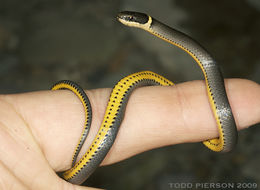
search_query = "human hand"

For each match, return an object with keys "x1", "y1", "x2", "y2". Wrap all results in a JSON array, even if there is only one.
[{"x1": 0, "y1": 79, "x2": 259, "y2": 189}]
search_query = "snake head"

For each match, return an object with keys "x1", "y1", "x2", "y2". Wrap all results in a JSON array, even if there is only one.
[{"x1": 117, "y1": 11, "x2": 150, "y2": 28}]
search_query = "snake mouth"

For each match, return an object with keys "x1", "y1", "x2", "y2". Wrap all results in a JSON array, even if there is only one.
[{"x1": 116, "y1": 12, "x2": 125, "y2": 20}]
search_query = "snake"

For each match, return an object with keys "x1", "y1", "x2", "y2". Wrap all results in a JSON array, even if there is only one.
[{"x1": 51, "y1": 11, "x2": 238, "y2": 185}]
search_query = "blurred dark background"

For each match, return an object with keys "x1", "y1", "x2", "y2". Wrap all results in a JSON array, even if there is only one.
[{"x1": 0, "y1": 0, "x2": 259, "y2": 189}]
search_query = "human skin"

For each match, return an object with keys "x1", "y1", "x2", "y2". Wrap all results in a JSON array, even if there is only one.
[{"x1": 0, "y1": 79, "x2": 259, "y2": 189}]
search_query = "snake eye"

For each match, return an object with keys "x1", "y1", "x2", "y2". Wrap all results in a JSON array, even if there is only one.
[{"x1": 128, "y1": 16, "x2": 134, "y2": 21}]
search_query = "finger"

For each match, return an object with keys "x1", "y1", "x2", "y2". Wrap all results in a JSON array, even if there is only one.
[
  {"x1": 7, "y1": 79, "x2": 260, "y2": 170},
  {"x1": 100, "y1": 78, "x2": 260, "y2": 165},
  {"x1": 0, "y1": 161, "x2": 28, "y2": 190},
  {"x1": 0, "y1": 100, "x2": 63, "y2": 190}
]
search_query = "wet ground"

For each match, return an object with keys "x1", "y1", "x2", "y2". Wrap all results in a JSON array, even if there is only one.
[{"x1": 0, "y1": 0, "x2": 259, "y2": 189}]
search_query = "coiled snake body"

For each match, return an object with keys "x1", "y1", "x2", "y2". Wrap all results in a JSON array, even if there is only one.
[{"x1": 51, "y1": 11, "x2": 238, "y2": 185}]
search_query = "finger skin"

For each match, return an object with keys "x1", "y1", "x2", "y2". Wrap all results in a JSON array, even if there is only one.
[
  {"x1": 0, "y1": 100, "x2": 62, "y2": 190},
  {"x1": 0, "y1": 161, "x2": 28, "y2": 190},
  {"x1": 2, "y1": 79, "x2": 260, "y2": 172},
  {"x1": 0, "y1": 100, "x2": 101, "y2": 189}
]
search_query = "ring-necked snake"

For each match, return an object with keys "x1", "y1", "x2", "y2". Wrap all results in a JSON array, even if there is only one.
[{"x1": 51, "y1": 11, "x2": 238, "y2": 185}]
